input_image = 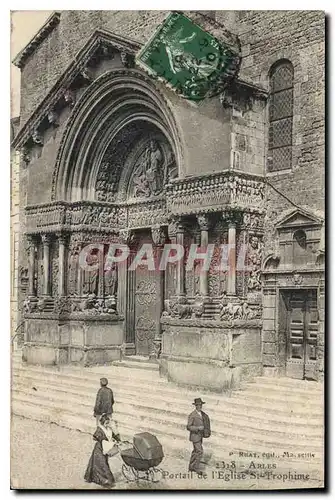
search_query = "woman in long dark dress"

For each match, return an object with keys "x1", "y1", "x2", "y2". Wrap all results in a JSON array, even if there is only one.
[{"x1": 84, "y1": 413, "x2": 121, "y2": 488}]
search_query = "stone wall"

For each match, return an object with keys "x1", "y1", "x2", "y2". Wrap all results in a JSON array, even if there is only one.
[
  {"x1": 11, "y1": 147, "x2": 20, "y2": 339},
  {"x1": 236, "y1": 10, "x2": 325, "y2": 227}
]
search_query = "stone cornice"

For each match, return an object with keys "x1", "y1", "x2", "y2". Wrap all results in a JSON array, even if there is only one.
[
  {"x1": 220, "y1": 78, "x2": 268, "y2": 111},
  {"x1": 11, "y1": 29, "x2": 142, "y2": 150},
  {"x1": 161, "y1": 317, "x2": 262, "y2": 329},
  {"x1": 12, "y1": 12, "x2": 61, "y2": 69}
]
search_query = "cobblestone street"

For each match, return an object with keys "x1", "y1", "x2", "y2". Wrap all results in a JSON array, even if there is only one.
[{"x1": 11, "y1": 416, "x2": 323, "y2": 490}]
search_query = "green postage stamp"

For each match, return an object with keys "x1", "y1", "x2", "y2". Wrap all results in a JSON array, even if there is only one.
[{"x1": 136, "y1": 12, "x2": 236, "y2": 101}]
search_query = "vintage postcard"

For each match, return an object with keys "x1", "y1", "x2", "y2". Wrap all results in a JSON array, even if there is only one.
[{"x1": 10, "y1": 9, "x2": 325, "y2": 490}]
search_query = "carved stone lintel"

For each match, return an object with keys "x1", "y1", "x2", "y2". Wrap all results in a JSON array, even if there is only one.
[
  {"x1": 292, "y1": 273, "x2": 303, "y2": 285},
  {"x1": 32, "y1": 130, "x2": 43, "y2": 146},
  {"x1": 120, "y1": 51, "x2": 135, "y2": 68}
]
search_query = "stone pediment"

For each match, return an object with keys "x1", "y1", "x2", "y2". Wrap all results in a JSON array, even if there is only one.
[
  {"x1": 11, "y1": 29, "x2": 142, "y2": 150},
  {"x1": 276, "y1": 208, "x2": 323, "y2": 229}
]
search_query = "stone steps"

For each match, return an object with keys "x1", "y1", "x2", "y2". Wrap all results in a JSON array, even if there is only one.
[
  {"x1": 12, "y1": 373, "x2": 323, "y2": 436},
  {"x1": 12, "y1": 383, "x2": 323, "y2": 451},
  {"x1": 12, "y1": 357, "x2": 324, "y2": 470},
  {"x1": 251, "y1": 376, "x2": 324, "y2": 391},
  {"x1": 12, "y1": 362, "x2": 323, "y2": 419},
  {"x1": 12, "y1": 393, "x2": 323, "y2": 464},
  {"x1": 11, "y1": 399, "x2": 323, "y2": 477}
]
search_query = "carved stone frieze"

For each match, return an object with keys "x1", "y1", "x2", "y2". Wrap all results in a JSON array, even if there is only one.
[
  {"x1": 292, "y1": 273, "x2": 303, "y2": 285},
  {"x1": 54, "y1": 296, "x2": 72, "y2": 315},
  {"x1": 219, "y1": 300, "x2": 261, "y2": 322},
  {"x1": 248, "y1": 235, "x2": 263, "y2": 292},
  {"x1": 129, "y1": 140, "x2": 164, "y2": 199},
  {"x1": 71, "y1": 293, "x2": 117, "y2": 315},
  {"x1": 243, "y1": 211, "x2": 264, "y2": 230},
  {"x1": 25, "y1": 202, "x2": 124, "y2": 234},
  {"x1": 162, "y1": 297, "x2": 193, "y2": 319},
  {"x1": 127, "y1": 199, "x2": 167, "y2": 229},
  {"x1": 166, "y1": 172, "x2": 265, "y2": 216}
]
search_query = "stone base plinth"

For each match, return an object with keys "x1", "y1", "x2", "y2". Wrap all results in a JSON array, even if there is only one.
[
  {"x1": 160, "y1": 318, "x2": 263, "y2": 392},
  {"x1": 23, "y1": 314, "x2": 124, "y2": 366}
]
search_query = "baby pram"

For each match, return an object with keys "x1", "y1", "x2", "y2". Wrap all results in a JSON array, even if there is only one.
[{"x1": 120, "y1": 432, "x2": 164, "y2": 483}]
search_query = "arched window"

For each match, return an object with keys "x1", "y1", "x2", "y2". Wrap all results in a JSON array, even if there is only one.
[{"x1": 268, "y1": 60, "x2": 294, "y2": 172}]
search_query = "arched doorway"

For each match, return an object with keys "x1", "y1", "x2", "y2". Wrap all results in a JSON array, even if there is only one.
[{"x1": 52, "y1": 70, "x2": 181, "y2": 359}]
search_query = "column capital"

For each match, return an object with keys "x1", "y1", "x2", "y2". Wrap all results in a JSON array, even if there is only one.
[
  {"x1": 26, "y1": 234, "x2": 37, "y2": 245},
  {"x1": 168, "y1": 217, "x2": 184, "y2": 238},
  {"x1": 151, "y1": 225, "x2": 166, "y2": 246},
  {"x1": 197, "y1": 214, "x2": 210, "y2": 231},
  {"x1": 118, "y1": 228, "x2": 136, "y2": 245},
  {"x1": 56, "y1": 232, "x2": 69, "y2": 245},
  {"x1": 41, "y1": 233, "x2": 52, "y2": 245},
  {"x1": 223, "y1": 209, "x2": 243, "y2": 227}
]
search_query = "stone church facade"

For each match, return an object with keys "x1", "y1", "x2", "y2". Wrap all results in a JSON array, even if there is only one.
[{"x1": 11, "y1": 11, "x2": 325, "y2": 391}]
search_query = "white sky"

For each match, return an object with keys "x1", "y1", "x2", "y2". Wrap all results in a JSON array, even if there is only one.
[{"x1": 10, "y1": 10, "x2": 51, "y2": 117}]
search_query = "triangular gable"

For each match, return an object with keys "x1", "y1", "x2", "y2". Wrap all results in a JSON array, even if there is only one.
[
  {"x1": 12, "y1": 12, "x2": 61, "y2": 69},
  {"x1": 276, "y1": 208, "x2": 323, "y2": 229},
  {"x1": 11, "y1": 29, "x2": 142, "y2": 150}
]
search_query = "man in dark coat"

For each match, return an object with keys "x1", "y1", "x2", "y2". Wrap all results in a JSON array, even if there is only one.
[
  {"x1": 187, "y1": 398, "x2": 211, "y2": 474},
  {"x1": 94, "y1": 378, "x2": 114, "y2": 425}
]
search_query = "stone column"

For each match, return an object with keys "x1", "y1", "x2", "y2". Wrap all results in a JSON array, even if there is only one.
[
  {"x1": 58, "y1": 233, "x2": 68, "y2": 296},
  {"x1": 227, "y1": 215, "x2": 236, "y2": 296},
  {"x1": 197, "y1": 214, "x2": 210, "y2": 297},
  {"x1": 150, "y1": 225, "x2": 166, "y2": 359},
  {"x1": 167, "y1": 219, "x2": 177, "y2": 299},
  {"x1": 118, "y1": 229, "x2": 132, "y2": 316},
  {"x1": 42, "y1": 234, "x2": 52, "y2": 296},
  {"x1": 27, "y1": 235, "x2": 37, "y2": 297},
  {"x1": 176, "y1": 219, "x2": 185, "y2": 296}
]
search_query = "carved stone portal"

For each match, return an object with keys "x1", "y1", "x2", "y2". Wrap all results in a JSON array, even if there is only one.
[{"x1": 130, "y1": 140, "x2": 163, "y2": 198}]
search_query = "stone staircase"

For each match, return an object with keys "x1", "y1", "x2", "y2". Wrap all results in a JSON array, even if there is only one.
[{"x1": 11, "y1": 350, "x2": 324, "y2": 479}]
